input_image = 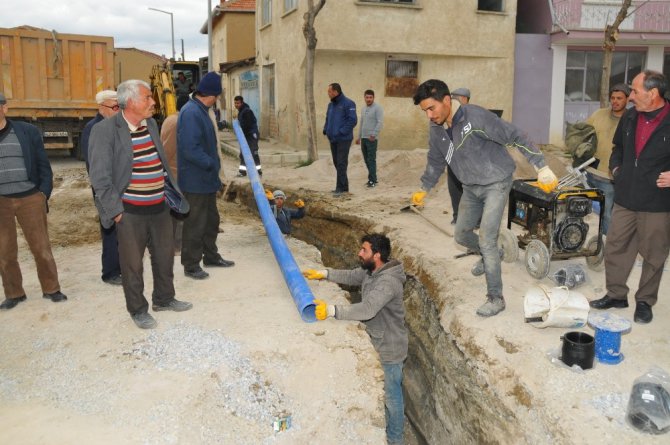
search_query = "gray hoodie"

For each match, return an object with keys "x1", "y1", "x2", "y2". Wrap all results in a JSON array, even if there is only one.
[
  {"x1": 421, "y1": 103, "x2": 546, "y2": 190},
  {"x1": 327, "y1": 260, "x2": 408, "y2": 364}
]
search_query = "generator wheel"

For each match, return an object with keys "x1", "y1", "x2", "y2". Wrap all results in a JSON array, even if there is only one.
[
  {"x1": 585, "y1": 235, "x2": 605, "y2": 272},
  {"x1": 498, "y1": 228, "x2": 519, "y2": 263},
  {"x1": 525, "y1": 239, "x2": 550, "y2": 279}
]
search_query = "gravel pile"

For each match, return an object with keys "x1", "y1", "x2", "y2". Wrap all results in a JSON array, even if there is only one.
[{"x1": 133, "y1": 322, "x2": 291, "y2": 429}]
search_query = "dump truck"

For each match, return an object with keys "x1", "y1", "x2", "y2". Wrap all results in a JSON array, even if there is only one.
[{"x1": 0, "y1": 26, "x2": 115, "y2": 158}]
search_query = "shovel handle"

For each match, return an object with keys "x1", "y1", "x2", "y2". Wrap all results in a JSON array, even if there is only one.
[{"x1": 409, "y1": 206, "x2": 453, "y2": 238}]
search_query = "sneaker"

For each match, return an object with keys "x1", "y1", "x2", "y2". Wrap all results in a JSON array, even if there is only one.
[
  {"x1": 471, "y1": 259, "x2": 485, "y2": 276},
  {"x1": 0, "y1": 295, "x2": 27, "y2": 311},
  {"x1": 103, "y1": 275, "x2": 122, "y2": 286},
  {"x1": 185, "y1": 267, "x2": 209, "y2": 280},
  {"x1": 470, "y1": 249, "x2": 504, "y2": 276},
  {"x1": 366, "y1": 181, "x2": 377, "y2": 188},
  {"x1": 152, "y1": 299, "x2": 193, "y2": 312},
  {"x1": 476, "y1": 295, "x2": 506, "y2": 317},
  {"x1": 132, "y1": 312, "x2": 157, "y2": 329},
  {"x1": 43, "y1": 291, "x2": 68, "y2": 302}
]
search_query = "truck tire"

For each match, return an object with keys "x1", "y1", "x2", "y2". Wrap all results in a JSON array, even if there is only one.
[{"x1": 70, "y1": 137, "x2": 83, "y2": 161}]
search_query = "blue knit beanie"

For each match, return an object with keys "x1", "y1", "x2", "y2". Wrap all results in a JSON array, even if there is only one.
[{"x1": 197, "y1": 72, "x2": 222, "y2": 96}]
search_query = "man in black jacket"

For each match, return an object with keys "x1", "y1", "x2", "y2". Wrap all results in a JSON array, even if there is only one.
[
  {"x1": 589, "y1": 70, "x2": 670, "y2": 324},
  {"x1": 234, "y1": 96, "x2": 261, "y2": 177}
]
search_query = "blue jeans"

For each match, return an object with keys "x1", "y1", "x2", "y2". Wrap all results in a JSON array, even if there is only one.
[
  {"x1": 586, "y1": 172, "x2": 614, "y2": 235},
  {"x1": 454, "y1": 176, "x2": 513, "y2": 297},
  {"x1": 383, "y1": 363, "x2": 404, "y2": 445}
]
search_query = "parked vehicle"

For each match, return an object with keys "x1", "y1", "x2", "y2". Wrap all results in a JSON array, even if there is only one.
[{"x1": 0, "y1": 26, "x2": 114, "y2": 159}]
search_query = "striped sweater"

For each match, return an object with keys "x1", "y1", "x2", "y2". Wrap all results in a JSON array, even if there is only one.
[{"x1": 122, "y1": 126, "x2": 165, "y2": 209}]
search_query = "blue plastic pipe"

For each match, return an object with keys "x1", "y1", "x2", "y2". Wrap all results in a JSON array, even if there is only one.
[{"x1": 232, "y1": 120, "x2": 317, "y2": 322}]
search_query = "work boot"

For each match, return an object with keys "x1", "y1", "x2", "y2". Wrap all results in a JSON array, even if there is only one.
[{"x1": 476, "y1": 295, "x2": 506, "y2": 317}]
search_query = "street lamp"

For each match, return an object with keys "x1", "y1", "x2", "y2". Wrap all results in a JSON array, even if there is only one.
[{"x1": 148, "y1": 7, "x2": 176, "y2": 60}]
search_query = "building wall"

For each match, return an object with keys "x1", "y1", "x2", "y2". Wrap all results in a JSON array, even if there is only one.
[
  {"x1": 512, "y1": 34, "x2": 553, "y2": 145},
  {"x1": 257, "y1": 0, "x2": 519, "y2": 150},
  {"x1": 226, "y1": 14, "x2": 255, "y2": 62},
  {"x1": 114, "y1": 48, "x2": 165, "y2": 86},
  {"x1": 212, "y1": 13, "x2": 255, "y2": 68}
]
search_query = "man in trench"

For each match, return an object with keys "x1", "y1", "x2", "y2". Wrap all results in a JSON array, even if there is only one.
[{"x1": 303, "y1": 233, "x2": 407, "y2": 445}]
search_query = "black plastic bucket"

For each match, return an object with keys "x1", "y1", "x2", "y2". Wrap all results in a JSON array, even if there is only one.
[{"x1": 560, "y1": 331, "x2": 595, "y2": 370}]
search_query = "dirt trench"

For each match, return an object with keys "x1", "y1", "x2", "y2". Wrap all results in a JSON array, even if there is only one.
[{"x1": 229, "y1": 184, "x2": 563, "y2": 445}]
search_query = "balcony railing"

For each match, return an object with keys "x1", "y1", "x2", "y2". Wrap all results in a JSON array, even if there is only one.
[{"x1": 553, "y1": 0, "x2": 670, "y2": 33}]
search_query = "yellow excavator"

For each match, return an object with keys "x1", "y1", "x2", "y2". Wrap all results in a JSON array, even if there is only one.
[{"x1": 149, "y1": 61, "x2": 201, "y2": 125}]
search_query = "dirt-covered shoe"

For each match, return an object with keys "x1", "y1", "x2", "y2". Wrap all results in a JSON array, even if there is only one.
[
  {"x1": 471, "y1": 258, "x2": 485, "y2": 276},
  {"x1": 132, "y1": 312, "x2": 157, "y2": 329},
  {"x1": 152, "y1": 299, "x2": 193, "y2": 312},
  {"x1": 470, "y1": 249, "x2": 504, "y2": 277},
  {"x1": 476, "y1": 295, "x2": 506, "y2": 317}
]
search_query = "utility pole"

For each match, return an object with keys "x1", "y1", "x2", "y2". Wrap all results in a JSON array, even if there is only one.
[{"x1": 148, "y1": 7, "x2": 176, "y2": 60}]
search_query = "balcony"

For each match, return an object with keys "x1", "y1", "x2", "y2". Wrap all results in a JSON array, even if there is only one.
[{"x1": 553, "y1": 0, "x2": 670, "y2": 33}]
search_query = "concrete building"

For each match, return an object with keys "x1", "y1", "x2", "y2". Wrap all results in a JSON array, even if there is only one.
[
  {"x1": 204, "y1": 0, "x2": 257, "y2": 123},
  {"x1": 515, "y1": 0, "x2": 670, "y2": 145},
  {"x1": 114, "y1": 48, "x2": 166, "y2": 86},
  {"x1": 256, "y1": 0, "x2": 519, "y2": 150}
]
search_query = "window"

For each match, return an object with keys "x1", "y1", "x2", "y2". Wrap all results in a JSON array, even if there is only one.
[
  {"x1": 664, "y1": 53, "x2": 670, "y2": 99},
  {"x1": 478, "y1": 0, "x2": 503, "y2": 12},
  {"x1": 284, "y1": 0, "x2": 297, "y2": 12},
  {"x1": 385, "y1": 58, "x2": 418, "y2": 97},
  {"x1": 565, "y1": 50, "x2": 644, "y2": 102},
  {"x1": 262, "y1": 0, "x2": 272, "y2": 26}
]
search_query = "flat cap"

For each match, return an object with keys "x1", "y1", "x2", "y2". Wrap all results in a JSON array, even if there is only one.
[
  {"x1": 95, "y1": 90, "x2": 117, "y2": 104},
  {"x1": 452, "y1": 88, "x2": 471, "y2": 99}
]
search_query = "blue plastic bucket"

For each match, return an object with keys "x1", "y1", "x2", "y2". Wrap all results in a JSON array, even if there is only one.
[{"x1": 594, "y1": 327, "x2": 624, "y2": 364}]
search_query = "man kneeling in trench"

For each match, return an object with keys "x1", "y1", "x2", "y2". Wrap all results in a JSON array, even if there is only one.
[{"x1": 303, "y1": 233, "x2": 408, "y2": 445}]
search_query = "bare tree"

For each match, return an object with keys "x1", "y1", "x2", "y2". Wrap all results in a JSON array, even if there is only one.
[
  {"x1": 599, "y1": 0, "x2": 633, "y2": 108},
  {"x1": 302, "y1": 0, "x2": 327, "y2": 163}
]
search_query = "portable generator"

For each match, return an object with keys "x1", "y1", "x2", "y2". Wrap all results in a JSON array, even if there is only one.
[{"x1": 504, "y1": 179, "x2": 605, "y2": 279}]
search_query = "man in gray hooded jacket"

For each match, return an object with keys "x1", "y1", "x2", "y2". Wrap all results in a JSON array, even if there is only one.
[
  {"x1": 304, "y1": 233, "x2": 407, "y2": 445},
  {"x1": 411, "y1": 79, "x2": 558, "y2": 317}
]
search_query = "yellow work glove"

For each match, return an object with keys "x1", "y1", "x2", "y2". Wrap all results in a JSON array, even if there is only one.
[
  {"x1": 537, "y1": 166, "x2": 558, "y2": 193},
  {"x1": 314, "y1": 299, "x2": 335, "y2": 321},
  {"x1": 265, "y1": 189, "x2": 274, "y2": 200},
  {"x1": 411, "y1": 190, "x2": 427, "y2": 207},
  {"x1": 302, "y1": 269, "x2": 328, "y2": 280},
  {"x1": 294, "y1": 199, "x2": 305, "y2": 208}
]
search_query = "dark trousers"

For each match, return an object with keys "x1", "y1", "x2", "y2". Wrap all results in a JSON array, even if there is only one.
[
  {"x1": 605, "y1": 204, "x2": 670, "y2": 306},
  {"x1": 361, "y1": 138, "x2": 378, "y2": 184},
  {"x1": 330, "y1": 139, "x2": 352, "y2": 192},
  {"x1": 239, "y1": 137, "x2": 261, "y2": 175},
  {"x1": 447, "y1": 165, "x2": 463, "y2": 221},
  {"x1": 100, "y1": 223, "x2": 121, "y2": 281},
  {"x1": 116, "y1": 207, "x2": 175, "y2": 315},
  {"x1": 181, "y1": 192, "x2": 220, "y2": 269}
]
